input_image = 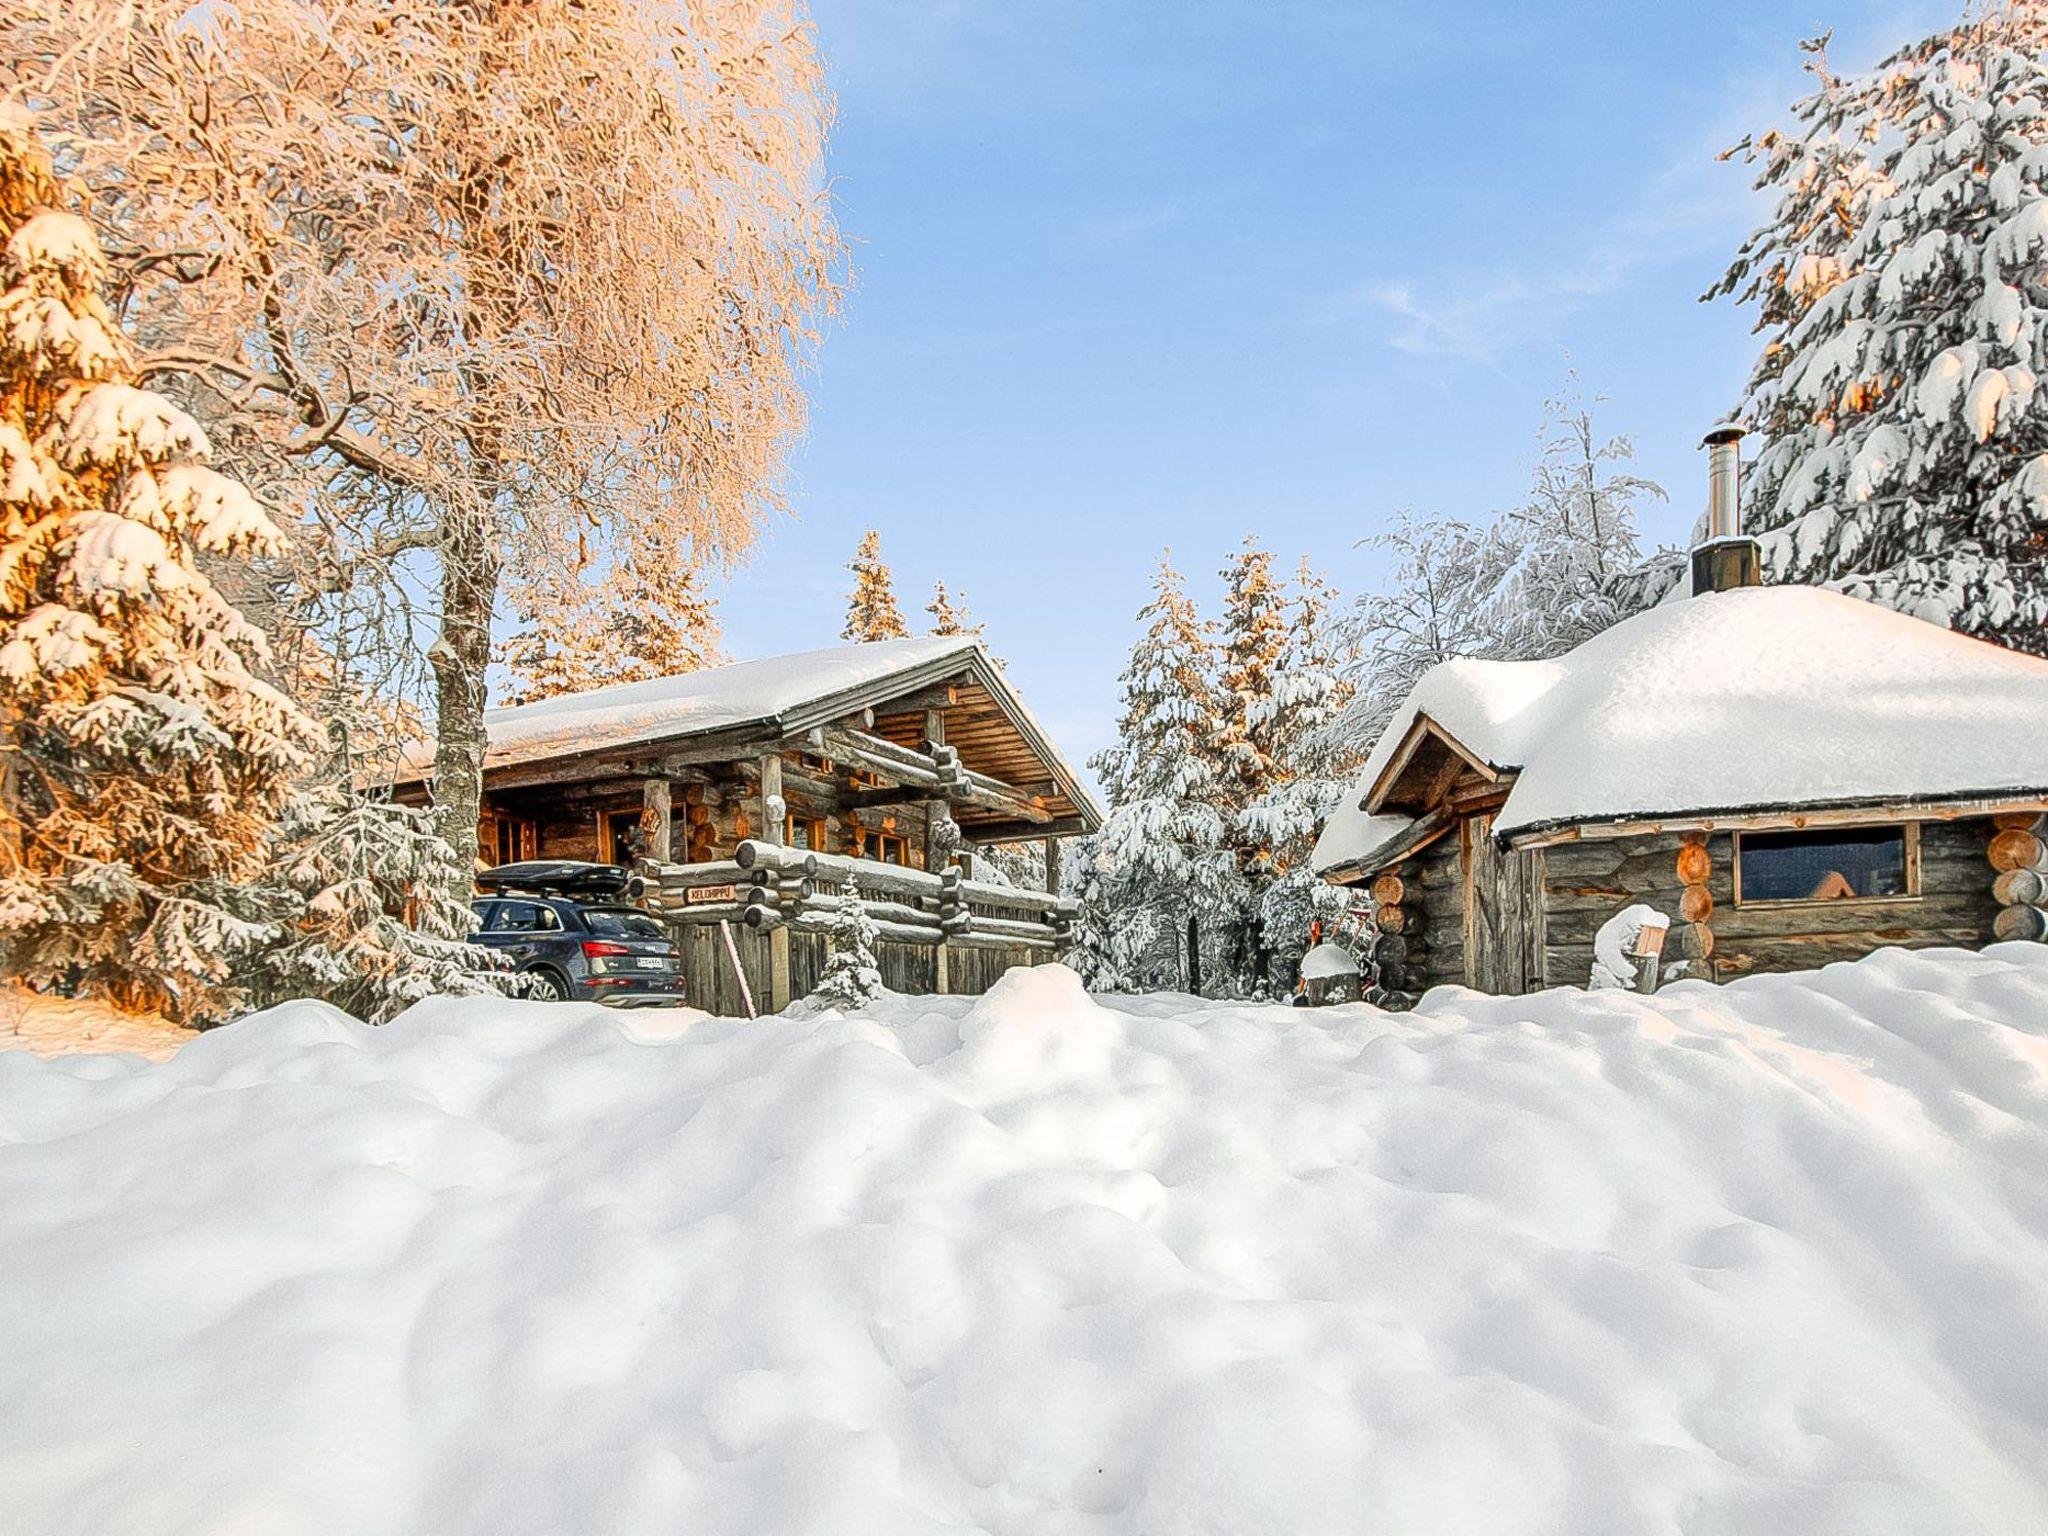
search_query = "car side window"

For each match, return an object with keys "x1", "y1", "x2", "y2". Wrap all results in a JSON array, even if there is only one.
[
  {"x1": 469, "y1": 900, "x2": 498, "y2": 932},
  {"x1": 491, "y1": 901, "x2": 541, "y2": 933}
]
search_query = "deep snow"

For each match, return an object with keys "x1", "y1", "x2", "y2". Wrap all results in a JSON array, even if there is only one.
[{"x1": 3, "y1": 950, "x2": 2048, "y2": 1535}]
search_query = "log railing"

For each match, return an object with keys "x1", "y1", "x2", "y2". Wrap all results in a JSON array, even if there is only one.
[{"x1": 636, "y1": 840, "x2": 1077, "y2": 955}]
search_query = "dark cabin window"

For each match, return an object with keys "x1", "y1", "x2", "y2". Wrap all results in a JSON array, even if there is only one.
[{"x1": 1735, "y1": 826, "x2": 1912, "y2": 904}]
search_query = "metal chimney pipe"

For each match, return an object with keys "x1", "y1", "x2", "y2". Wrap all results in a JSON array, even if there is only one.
[
  {"x1": 1692, "y1": 422, "x2": 1761, "y2": 595},
  {"x1": 1702, "y1": 422, "x2": 1743, "y2": 540}
]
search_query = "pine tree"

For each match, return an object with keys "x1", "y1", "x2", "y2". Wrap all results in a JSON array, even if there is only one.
[
  {"x1": 1086, "y1": 553, "x2": 1238, "y2": 994},
  {"x1": 842, "y1": 530, "x2": 909, "y2": 642},
  {"x1": 0, "y1": 111, "x2": 324, "y2": 1024},
  {"x1": 503, "y1": 526, "x2": 724, "y2": 704},
  {"x1": 1210, "y1": 537, "x2": 1292, "y2": 987},
  {"x1": 1711, "y1": 9, "x2": 2048, "y2": 652},
  {"x1": 925, "y1": 580, "x2": 983, "y2": 638},
  {"x1": 811, "y1": 873, "x2": 883, "y2": 1009}
]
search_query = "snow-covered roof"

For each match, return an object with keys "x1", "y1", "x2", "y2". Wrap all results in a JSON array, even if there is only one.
[
  {"x1": 399, "y1": 636, "x2": 983, "y2": 778},
  {"x1": 1314, "y1": 585, "x2": 2048, "y2": 876}
]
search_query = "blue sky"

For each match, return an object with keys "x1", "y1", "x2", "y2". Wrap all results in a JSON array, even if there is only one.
[{"x1": 714, "y1": 0, "x2": 1952, "y2": 774}]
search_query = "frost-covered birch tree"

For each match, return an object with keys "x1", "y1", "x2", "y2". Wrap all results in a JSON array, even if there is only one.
[
  {"x1": 0, "y1": 109, "x2": 323, "y2": 1022},
  {"x1": 8, "y1": 0, "x2": 843, "y2": 886},
  {"x1": 842, "y1": 530, "x2": 909, "y2": 642},
  {"x1": 1711, "y1": 8, "x2": 2048, "y2": 651},
  {"x1": 1493, "y1": 382, "x2": 1666, "y2": 657}
]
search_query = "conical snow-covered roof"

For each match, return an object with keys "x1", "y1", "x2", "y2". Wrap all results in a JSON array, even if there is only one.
[{"x1": 1314, "y1": 586, "x2": 2048, "y2": 876}]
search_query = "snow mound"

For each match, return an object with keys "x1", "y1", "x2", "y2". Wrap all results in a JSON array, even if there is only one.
[{"x1": 4, "y1": 950, "x2": 2048, "y2": 1534}]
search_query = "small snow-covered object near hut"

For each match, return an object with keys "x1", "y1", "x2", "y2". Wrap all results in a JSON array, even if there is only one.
[
  {"x1": 1590, "y1": 904, "x2": 1669, "y2": 992},
  {"x1": 1297, "y1": 941, "x2": 1364, "y2": 1005}
]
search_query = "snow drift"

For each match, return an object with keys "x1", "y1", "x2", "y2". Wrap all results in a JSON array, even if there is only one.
[{"x1": 3, "y1": 949, "x2": 2048, "y2": 1534}]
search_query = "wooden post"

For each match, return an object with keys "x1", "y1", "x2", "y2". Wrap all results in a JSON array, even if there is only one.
[
  {"x1": 924, "y1": 710, "x2": 953, "y2": 994},
  {"x1": 642, "y1": 777, "x2": 672, "y2": 863},
  {"x1": 1043, "y1": 836, "x2": 1061, "y2": 895},
  {"x1": 759, "y1": 754, "x2": 791, "y2": 1011},
  {"x1": 922, "y1": 708, "x2": 948, "y2": 873}
]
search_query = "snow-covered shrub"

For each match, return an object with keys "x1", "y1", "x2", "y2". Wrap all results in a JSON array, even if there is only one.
[
  {"x1": 811, "y1": 875, "x2": 883, "y2": 1010},
  {"x1": 243, "y1": 787, "x2": 510, "y2": 1023}
]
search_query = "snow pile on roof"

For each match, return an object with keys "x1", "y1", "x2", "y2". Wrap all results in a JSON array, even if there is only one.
[
  {"x1": 1315, "y1": 585, "x2": 2048, "y2": 873},
  {"x1": 404, "y1": 635, "x2": 981, "y2": 776},
  {"x1": 5, "y1": 948, "x2": 2048, "y2": 1533}
]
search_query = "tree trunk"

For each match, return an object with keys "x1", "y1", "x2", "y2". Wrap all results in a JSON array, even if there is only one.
[
  {"x1": 429, "y1": 502, "x2": 501, "y2": 900},
  {"x1": 1185, "y1": 913, "x2": 1203, "y2": 996}
]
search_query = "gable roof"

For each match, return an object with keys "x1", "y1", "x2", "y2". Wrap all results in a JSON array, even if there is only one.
[
  {"x1": 398, "y1": 636, "x2": 1104, "y2": 828},
  {"x1": 1314, "y1": 585, "x2": 2048, "y2": 877}
]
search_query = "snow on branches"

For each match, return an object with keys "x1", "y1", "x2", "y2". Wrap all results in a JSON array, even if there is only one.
[
  {"x1": 811, "y1": 874, "x2": 884, "y2": 1010},
  {"x1": 842, "y1": 529, "x2": 910, "y2": 642},
  {"x1": 1712, "y1": 7, "x2": 2048, "y2": 651},
  {"x1": 0, "y1": 111, "x2": 322, "y2": 1023}
]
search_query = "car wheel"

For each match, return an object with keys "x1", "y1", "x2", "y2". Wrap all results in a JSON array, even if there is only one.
[{"x1": 525, "y1": 968, "x2": 570, "y2": 1002}]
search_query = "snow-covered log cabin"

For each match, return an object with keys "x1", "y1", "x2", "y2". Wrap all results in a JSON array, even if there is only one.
[
  {"x1": 1313, "y1": 428, "x2": 2048, "y2": 995},
  {"x1": 394, "y1": 637, "x2": 1102, "y2": 1013}
]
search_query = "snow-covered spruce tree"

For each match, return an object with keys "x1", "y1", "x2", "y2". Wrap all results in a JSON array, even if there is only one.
[
  {"x1": 1211, "y1": 537, "x2": 1291, "y2": 988},
  {"x1": 1060, "y1": 834, "x2": 1160, "y2": 992},
  {"x1": 925, "y1": 580, "x2": 983, "y2": 638},
  {"x1": 811, "y1": 874, "x2": 883, "y2": 1009},
  {"x1": 0, "y1": 111, "x2": 322, "y2": 1023},
  {"x1": 503, "y1": 522, "x2": 724, "y2": 704},
  {"x1": 1085, "y1": 553, "x2": 1240, "y2": 995},
  {"x1": 1711, "y1": 10, "x2": 2048, "y2": 652},
  {"x1": 842, "y1": 530, "x2": 909, "y2": 642},
  {"x1": 249, "y1": 784, "x2": 508, "y2": 1023},
  {"x1": 1242, "y1": 561, "x2": 1361, "y2": 989}
]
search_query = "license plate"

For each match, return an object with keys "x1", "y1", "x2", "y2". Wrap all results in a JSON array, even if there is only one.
[{"x1": 636, "y1": 957, "x2": 669, "y2": 971}]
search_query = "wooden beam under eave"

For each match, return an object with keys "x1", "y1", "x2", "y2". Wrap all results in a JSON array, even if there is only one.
[{"x1": 1506, "y1": 794, "x2": 2048, "y2": 851}]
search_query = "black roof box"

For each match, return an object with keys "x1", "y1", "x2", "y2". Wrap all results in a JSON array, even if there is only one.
[{"x1": 475, "y1": 861, "x2": 632, "y2": 899}]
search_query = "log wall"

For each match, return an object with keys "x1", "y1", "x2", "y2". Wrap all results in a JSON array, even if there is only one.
[{"x1": 1538, "y1": 819, "x2": 2000, "y2": 987}]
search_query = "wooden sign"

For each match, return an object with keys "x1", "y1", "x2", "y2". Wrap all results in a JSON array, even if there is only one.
[{"x1": 685, "y1": 884, "x2": 738, "y2": 905}]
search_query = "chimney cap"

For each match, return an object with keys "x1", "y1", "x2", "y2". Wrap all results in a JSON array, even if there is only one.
[{"x1": 1701, "y1": 421, "x2": 1747, "y2": 448}]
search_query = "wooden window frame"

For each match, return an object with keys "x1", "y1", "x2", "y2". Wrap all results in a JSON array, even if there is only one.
[
  {"x1": 783, "y1": 813, "x2": 827, "y2": 852},
  {"x1": 598, "y1": 808, "x2": 645, "y2": 865},
  {"x1": 1731, "y1": 821, "x2": 1920, "y2": 908},
  {"x1": 874, "y1": 832, "x2": 908, "y2": 866},
  {"x1": 484, "y1": 812, "x2": 538, "y2": 868}
]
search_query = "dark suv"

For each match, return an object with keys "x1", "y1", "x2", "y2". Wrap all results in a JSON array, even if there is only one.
[{"x1": 470, "y1": 862, "x2": 685, "y2": 1006}]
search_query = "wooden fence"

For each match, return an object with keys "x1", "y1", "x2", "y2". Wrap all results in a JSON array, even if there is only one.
[{"x1": 636, "y1": 840, "x2": 1077, "y2": 1016}]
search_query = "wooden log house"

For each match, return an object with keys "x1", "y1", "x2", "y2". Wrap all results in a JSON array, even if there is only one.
[
  {"x1": 395, "y1": 637, "x2": 1102, "y2": 1013},
  {"x1": 1313, "y1": 429, "x2": 2048, "y2": 997}
]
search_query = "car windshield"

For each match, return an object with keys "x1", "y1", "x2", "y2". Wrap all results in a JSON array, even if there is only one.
[{"x1": 582, "y1": 908, "x2": 667, "y2": 940}]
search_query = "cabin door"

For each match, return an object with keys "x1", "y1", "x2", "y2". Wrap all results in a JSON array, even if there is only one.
[{"x1": 1463, "y1": 813, "x2": 1539, "y2": 994}]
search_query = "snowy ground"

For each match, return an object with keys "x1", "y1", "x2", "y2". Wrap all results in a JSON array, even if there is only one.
[
  {"x1": 0, "y1": 983, "x2": 193, "y2": 1061},
  {"x1": 2, "y1": 951, "x2": 2047, "y2": 1535}
]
